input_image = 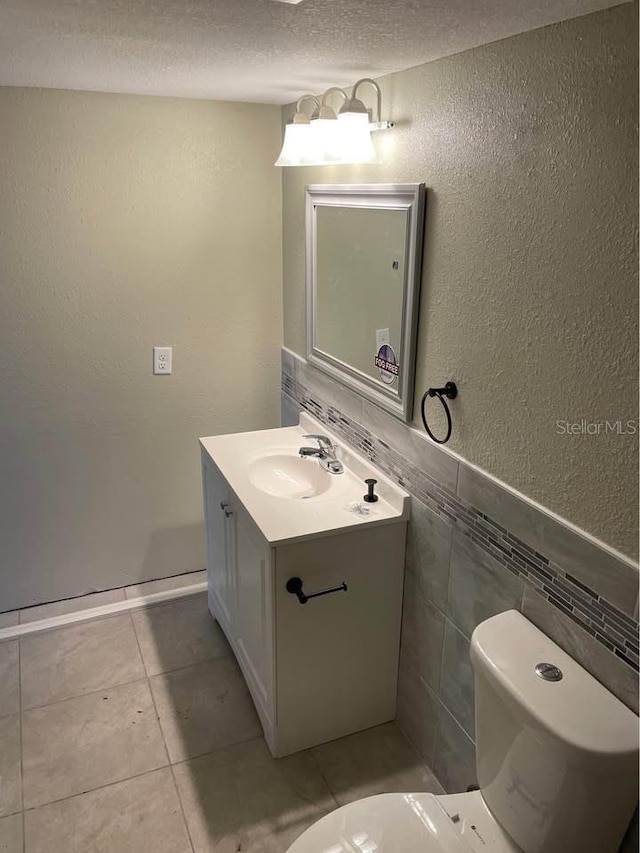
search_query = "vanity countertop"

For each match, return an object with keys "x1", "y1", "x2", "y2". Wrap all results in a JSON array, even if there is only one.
[{"x1": 199, "y1": 412, "x2": 409, "y2": 546}]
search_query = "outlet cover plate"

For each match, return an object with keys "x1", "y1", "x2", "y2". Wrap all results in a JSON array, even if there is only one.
[{"x1": 153, "y1": 346, "x2": 173, "y2": 375}]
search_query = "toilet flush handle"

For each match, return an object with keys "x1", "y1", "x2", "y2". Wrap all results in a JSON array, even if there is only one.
[{"x1": 535, "y1": 662, "x2": 564, "y2": 682}]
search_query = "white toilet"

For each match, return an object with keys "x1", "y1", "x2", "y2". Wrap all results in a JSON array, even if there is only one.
[{"x1": 287, "y1": 609, "x2": 639, "y2": 853}]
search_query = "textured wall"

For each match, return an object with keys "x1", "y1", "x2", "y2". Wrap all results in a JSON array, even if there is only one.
[
  {"x1": 0, "y1": 88, "x2": 282, "y2": 611},
  {"x1": 282, "y1": 4, "x2": 639, "y2": 558}
]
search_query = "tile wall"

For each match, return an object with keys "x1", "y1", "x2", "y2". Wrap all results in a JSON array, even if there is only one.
[{"x1": 281, "y1": 348, "x2": 639, "y2": 797}]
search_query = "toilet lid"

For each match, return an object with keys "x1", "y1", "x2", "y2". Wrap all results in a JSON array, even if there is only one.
[{"x1": 286, "y1": 793, "x2": 475, "y2": 853}]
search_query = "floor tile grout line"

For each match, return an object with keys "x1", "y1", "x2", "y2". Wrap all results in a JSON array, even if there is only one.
[
  {"x1": 19, "y1": 613, "x2": 232, "y2": 716},
  {"x1": 169, "y1": 764, "x2": 197, "y2": 853},
  {"x1": 129, "y1": 604, "x2": 195, "y2": 852},
  {"x1": 20, "y1": 764, "x2": 174, "y2": 815},
  {"x1": 20, "y1": 674, "x2": 150, "y2": 715},
  {"x1": 130, "y1": 605, "x2": 234, "y2": 680},
  {"x1": 167, "y1": 732, "x2": 271, "y2": 769},
  {"x1": 128, "y1": 610, "x2": 173, "y2": 769},
  {"x1": 145, "y1": 650, "x2": 234, "y2": 681},
  {"x1": 21, "y1": 609, "x2": 171, "y2": 815},
  {"x1": 0, "y1": 808, "x2": 22, "y2": 819},
  {"x1": 308, "y1": 747, "x2": 340, "y2": 810},
  {"x1": 18, "y1": 627, "x2": 233, "y2": 716},
  {"x1": 310, "y1": 723, "x2": 443, "y2": 805},
  {"x1": 167, "y1": 734, "x2": 267, "y2": 774}
]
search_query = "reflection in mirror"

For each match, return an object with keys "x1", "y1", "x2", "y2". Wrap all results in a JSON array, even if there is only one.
[
  {"x1": 306, "y1": 184, "x2": 426, "y2": 422},
  {"x1": 315, "y1": 206, "x2": 407, "y2": 379}
]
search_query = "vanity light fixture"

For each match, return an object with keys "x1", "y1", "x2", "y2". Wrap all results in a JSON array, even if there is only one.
[
  {"x1": 337, "y1": 78, "x2": 386, "y2": 164},
  {"x1": 275, "y1": 78, "x2": 393, "y2": 167},
  {"x1": 308, "y1": 87, "x2": 347, "y2": 165},
  {"x1": 274, "y1": 94, "x2": 319, "y2": 167}
]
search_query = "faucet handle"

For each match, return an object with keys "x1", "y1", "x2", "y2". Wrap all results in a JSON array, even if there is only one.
[{"x1": 302, "y1": 434, "x2": 334, "y2": 451}]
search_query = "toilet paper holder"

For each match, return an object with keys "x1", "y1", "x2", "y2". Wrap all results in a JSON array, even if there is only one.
[{"x1": 286, "y1": 576, "x2": 348, "y2": 605}]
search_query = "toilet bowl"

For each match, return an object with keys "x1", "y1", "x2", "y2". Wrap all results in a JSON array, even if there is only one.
[{"x1": 287, "y1": 610, "x2": 639, "y2": 853}]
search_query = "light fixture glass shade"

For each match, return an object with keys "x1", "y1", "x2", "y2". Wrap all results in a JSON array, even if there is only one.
[
  {"x1": 337, "y1": 112, "x2": 379, "y2": 164},
  {"x1": 275, "y1": 81, "x2": 388, "y2": 167},
  {"x1": 274, "y1": 121, "x2": 312, "y2": 166},
  {"x1": 308, "y1": 117, "x2": 344, "y2": 165}
]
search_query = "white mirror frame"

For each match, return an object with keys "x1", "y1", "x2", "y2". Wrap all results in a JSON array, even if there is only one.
[{"x1": 306, "y1": 183, "x2": 426, "y2": 422}]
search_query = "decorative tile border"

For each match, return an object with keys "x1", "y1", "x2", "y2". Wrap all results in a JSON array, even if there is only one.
[{"x1": 282, "y1": 372, "x2": 640, "y2": 673}]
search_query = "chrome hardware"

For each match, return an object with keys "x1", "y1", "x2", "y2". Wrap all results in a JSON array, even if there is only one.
[
  {"x1": 302, "y1": 433, "x2": 335, "y2": 451},
  {"x1": 299, "y1": 446, "x2": 326, "y2": 458},
  {"x1": 299, "y1": 434, "x2": 344, "y2": 474},
  {"x1": 535, "y1": 662, "x2": 563, "y2": 682}
]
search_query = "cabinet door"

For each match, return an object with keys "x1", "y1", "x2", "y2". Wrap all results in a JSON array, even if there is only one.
[
  {"x1": 202, "y1": 454, "x2": 234, "y2": 628},
  {"x1": 274, "y1": 523, "x2": 406, "y2": 756},
  {"x1": 233, "y1": 503, "x2": 272, "y2": 714}
]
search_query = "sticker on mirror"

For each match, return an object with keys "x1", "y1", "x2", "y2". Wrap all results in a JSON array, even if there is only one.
[{"x1": 375, "y1": 344, "x2": 399, "y2": 384}]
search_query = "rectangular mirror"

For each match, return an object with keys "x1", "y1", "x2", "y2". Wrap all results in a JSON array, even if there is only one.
[{"x1": 306, "y1": 183, "x2": 426, "y2": 421}]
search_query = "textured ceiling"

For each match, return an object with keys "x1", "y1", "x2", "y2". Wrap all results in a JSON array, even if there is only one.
[{"x1": 0, "y1": 0, "x2": 629, "y2": 104}]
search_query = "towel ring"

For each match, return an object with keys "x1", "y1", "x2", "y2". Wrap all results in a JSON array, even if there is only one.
[{"x1": 420, "y1": 381, "x2": 457, "y2": 444}]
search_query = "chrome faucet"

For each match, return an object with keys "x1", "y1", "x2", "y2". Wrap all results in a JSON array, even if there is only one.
[
  {"x1": 299, "y1": 434, "x2": 334, "y2": 458},
  {"x1": 299, "y1": 434, "x2": 344, "y2": 474}
]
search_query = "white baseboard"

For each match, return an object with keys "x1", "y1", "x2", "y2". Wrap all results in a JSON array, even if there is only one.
[{"x1": 0, "y1": 580, "x2": 208, "y2": 641}]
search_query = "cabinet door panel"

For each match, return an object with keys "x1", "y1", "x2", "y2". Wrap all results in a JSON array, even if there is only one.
[
  {"x1": 274, "y1": 524, "x2": 406, "y2": 756},
  {"x1": 234, "y1": 505, "x2": 272, "y2": 708},
  {"x1": 202, "y1": 455, "x2": 234, "y2": 628}
]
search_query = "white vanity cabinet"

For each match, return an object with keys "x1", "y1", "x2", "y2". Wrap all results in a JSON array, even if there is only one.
[
  {"x1": 202, "y1": 455, "x2": 274, "y2": 733},
  {"x1": 200, "y1": 415, "x2": 409, "y2": 758}
]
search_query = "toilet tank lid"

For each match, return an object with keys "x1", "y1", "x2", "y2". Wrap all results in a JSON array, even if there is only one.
[{"x1": 470, "y1": 610, "x2": 639, "y2": 760}]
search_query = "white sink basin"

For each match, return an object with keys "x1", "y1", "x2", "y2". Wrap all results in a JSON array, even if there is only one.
[
  {"x1": 248, "y1": 452, "x2": 333, "y2": 499},
  {"x1": 200, "y1": 412, "x2": 409, "y2": 544}
]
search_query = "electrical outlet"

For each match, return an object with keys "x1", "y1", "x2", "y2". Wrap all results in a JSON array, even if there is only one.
[{"x1": 153, "y1": 346, "x2": 173, "y2": 375}]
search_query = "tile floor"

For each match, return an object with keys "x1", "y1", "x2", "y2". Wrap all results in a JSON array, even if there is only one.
[{"x1": 0, "y1": 589, "x2": 443, "y2": 852}]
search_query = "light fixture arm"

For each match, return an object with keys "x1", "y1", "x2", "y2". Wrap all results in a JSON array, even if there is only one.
[
  {"x1": 312, "y1": 87, "x2": 347, "y2": 120},
  {"x1": 321, "y1": 87, "x2": 347, "y2": 108},
  {"x1": 293, "y1": 94, "x2": 321, "y2": 123},
  {"x1": 351, "y1": 78, "x2": 382, "y2": 123}
]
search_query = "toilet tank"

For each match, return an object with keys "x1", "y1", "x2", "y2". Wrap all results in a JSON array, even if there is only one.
[{"x1": 470, "y1": 610, "x2": 639, "y2": 853}]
